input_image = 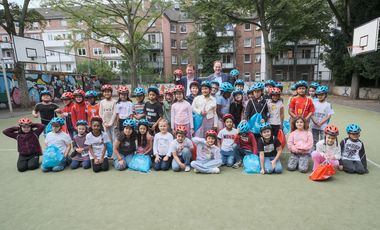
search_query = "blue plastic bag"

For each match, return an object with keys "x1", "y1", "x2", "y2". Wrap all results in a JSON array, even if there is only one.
[
  {"x1": 128, "y1": 154, "x2": 151, "y2": 173},
  {"x1": 243, "y1": 154, "x2": 261, "y2": 174},
  {"x1": 248, "y1": 113, "x2": 263, "y2": 134},
  {"x1": 44, "y1": 120, "x2": 53, "y2": 136},
  {"x1": 193, "y1": 112, "x2": 203, "y2": 132},
  {"x1": 106, "y1": 142, "x2": 113, "y2": 158},
  {"x1": 283, "y1": 120, "x2": 291, "y2": 135},
  {"x1": 42, "y1": 145, "x2": 64, "y2": 168}
]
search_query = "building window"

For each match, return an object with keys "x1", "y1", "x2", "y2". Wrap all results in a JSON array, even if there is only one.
[
  {"x1": 244, "y1": 54, "x2": 251, "y2": 63},
  {"x1": 149, "y1": 53, "x2": 158, "y2": 62},
  {"x1": 148, "y1": 34, "x2": 156, "y2": 43},
  {"x1": 148, "y1": 19, "x2": 156, "y2": 27},
  {"x1": 109, "y1": 60, "x2": 118, "y2": 68},
  {"x1": 110, "y1": 47, "x2": 118, "y2": 54},
  {"x1": 181, "y1": 57, "x2": 188, "y2": 65},
  {"x1": 2, "y1": 36, "x2": 9, "y2": 42},
  {"x1": 61, "y1": 20, "x2": 67, "y2": 26},
  {"x1": 302, "y1": 49, "x2": 311, "y2": 58},
  {"x1": 30, "y1": 34, "x2": 41, "y2": 39},
  {"x1": 170, "y1": 23, "x2": 176, "y2": 33},
  {"x1": 51, "y1": 64, "x2": 58, "y2": 71},
  {"x1": 171, "y1": 39, "x2": 177, "y2": 48},
  {"x1": 6, "y1": 51, "x2": 11, "y2": 57},
  {"x1": 255, "y1": 53, "x2": 261, "y2": 63},
  {"x1": 244, "y1": 38, "x2": 252, "y2": 48},
  {"x1": 244, "y1": 72, "x2": 251, "y2": 79},
  {"x1": 93, "y1": 48, "x2": 103, "y2": 55},
  {"x1": 222, "y1": 54, "x2": 232, "y2": 64},
  {"x1": 255, "y1": 72, "x2": 261, "y2": 80},
  {"x1": 49, "y1": 51, "x2": 55, "y2": 56},
  {"x1": 180, "y1": 24, "x2": 187, "y2": 33},
  {"x1": 287, "y1": 50, "x2": 294, "y2": 59},
  {"x1": 66, "y1": 64, "x2": 72, "y2": 71},
  {"x1": 244, "y1": 23, "x2": 251, "y2": 31},
  {"x1": 172, "y1": 55, "x2": 177, "y2": 64},
  {"x1": 77, "y1": 48, "x2": 86, "y2": 56},
  {"x1": 48, "y1": 34, "x2": 53, "y2": 41},
  {"x1": 255, "y1": 36, "x2": 261, "y2": 47},
  {"x1": 180, "y1": 40, "x2": 187, "y2": 49}
]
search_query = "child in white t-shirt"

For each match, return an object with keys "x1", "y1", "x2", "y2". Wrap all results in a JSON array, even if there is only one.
[
  {"x1": 170, "y1": 126, "x2": 194, "y2": 172},
  {"x1": 153, "y1": 120, "x2": 174, "y2": 171},
  {"x1": 85, "y1": 117, "x2": 110, "y2": 173},
  {"x1": 310, "y1": 86, "x2": 334, "y2": 149},
  {"x1": 43, "y1": 117, "x2": 72, "y2": 172},
  {"x1": 217, "y1": 114, "x2": 238, "y2": 167}
]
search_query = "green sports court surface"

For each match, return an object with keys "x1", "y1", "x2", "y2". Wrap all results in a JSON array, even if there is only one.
[{"x1": 0, "y1": 102, "x2": 379, "y2": 230}]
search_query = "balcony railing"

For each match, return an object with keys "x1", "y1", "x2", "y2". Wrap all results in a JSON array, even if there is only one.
[
  {"x1": 147, "y1": 42, "x2": 163, "y2": 50},
  {"x1": 273, "y1": 58, "x2": 319, "y2": 65}
]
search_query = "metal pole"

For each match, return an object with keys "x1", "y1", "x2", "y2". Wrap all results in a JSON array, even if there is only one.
[{"x1": 0, "y1": 46, "x2": 13, "y2": 114}]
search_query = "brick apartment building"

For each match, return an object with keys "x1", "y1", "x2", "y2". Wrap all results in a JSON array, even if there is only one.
[{"x1": 0, "y1": 5, "x2": 327, "y2": 82}]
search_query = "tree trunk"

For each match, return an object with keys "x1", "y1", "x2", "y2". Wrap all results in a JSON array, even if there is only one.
[
  {"x1": 256, "y1": 0, "x2": 272, "y2": 81},
  {"x1": 293, "y1": 42, "x2": 298, "y2": 80},
  {"x1": 13, "y1": 62, "x2": 31, "y2": 108},
  {"x1": 350, "y1": 71, "x2": 359, "y2": 99},
  {"x1": 130, "y1": 48, "x2": 138, "y2": 89}
]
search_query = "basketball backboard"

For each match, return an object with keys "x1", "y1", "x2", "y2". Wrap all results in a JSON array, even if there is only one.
[
  {"x1": 12, "y1": 35, "x2": 47, "y2": 64},
  {"x1": 351, "y1": 17, "x2": 380, "y2": 57}
]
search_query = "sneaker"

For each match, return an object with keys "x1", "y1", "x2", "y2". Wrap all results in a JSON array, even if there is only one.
[
  {"x1": 185, "y1": 165, "x2": 191, "y2": 172},
  {"x1": 232, "y1": 161, "x2": 242, "y2": 169},
  {"x1": 193, "y1": 168, "x2": 199, "y2": 173},
  {"x1": 210, "y1": 168, "x2": 220, "y2": 174}
]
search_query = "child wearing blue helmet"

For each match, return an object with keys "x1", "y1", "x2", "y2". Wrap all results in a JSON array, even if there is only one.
[
  {"x1": 132, "y1": 87, "x2": 146, "y2": 120},
  {"x1": 216, "y1": 82, "x2": 234, "y2": 125},
  {"x1": 340, "y1": 124, "x2": 368, "y2": 174},
  {"x1": 32, "y1": 90, "x2": 59, "y2": 125},
  {"x1": 232, "y1": 121, "x2": 258, "y2": 169}
]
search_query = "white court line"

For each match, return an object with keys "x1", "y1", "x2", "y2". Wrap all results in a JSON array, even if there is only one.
[{"x1": 368, "y1": 158, "x2": 380, "y2": 168}]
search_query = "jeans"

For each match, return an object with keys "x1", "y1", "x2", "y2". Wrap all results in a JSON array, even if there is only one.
[
  {"x1": 234, "y1": 146, "x2": 253, "y2": 163},
  {"x1": 172, "y1": 147, "x2": 192, "y2": 172},
  {"x1": 191, "y1": 159, "x2": 222, "y2": 173},
  {"x1": 153, "y1": 156, "x2": 172, "y2": 171},
  {"x1": 113, "y1": 154, "x2": 134, "y2": 171},
  {"x1": 287, "y1": 152, "x2": 310, "y2": 173},
  {"x1": 312, "y1": 129, "x2": 324, "y2": 150},
  {"x1": 341, "y1": 159, "x2": 366, "y2": 174},
  {"x1": 70, "y1": 159, "x2": 91, "y2": 170},
  {"x1": 220, "y1": 150, "x2": 235, "y2": 167},
  {"x1": 17, "y1": 154, "x2": 39, "y2": 172},
  {"x1": 263, "y1": 157, "x2": 282, "y2": 174}
]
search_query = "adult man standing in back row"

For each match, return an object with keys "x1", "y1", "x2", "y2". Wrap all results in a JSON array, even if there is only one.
[
  {"x1": 175, "y1": 64, "x2": 201, "y2": 97},
  {"x1": 207, "y1": 60, "x2": 231, "y2": 85}
]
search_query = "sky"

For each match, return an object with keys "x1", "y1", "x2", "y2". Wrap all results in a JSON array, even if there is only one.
[{"x1": 8, "y1": 0, "x2": 41, "y2": 8}]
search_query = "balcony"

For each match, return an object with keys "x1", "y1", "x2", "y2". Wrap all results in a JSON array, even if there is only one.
[
  {"x1": 46, "y1": 54, "x2": 76, "y2": 63},
  {"x1": 101, "y1": 53, "x2": 122, "y2": 59},
  {"x1": 223, "y1": 63, "x2": 234, "y2": 68},
  {"x1": 273, "y1": 58, "x2": 319, "y2": 66},
  {"x1": 219, "y1": 46, "x2": 235, "y2": 53},
  {"x1": 44, "y1": 40, "x2": 69, "y2": 48},
  {"x1": 216, "y1": 30, "x2": 234, "y2": 37},
  {"x1": 147, "y1": 42, "x2": 163, "y2": 50},
  {"x1": 146, "y1": 61, "x2": 163, "y2": 69},
  {"x1": 0, "y1": 43, "x2": 12, "y2": 49}
]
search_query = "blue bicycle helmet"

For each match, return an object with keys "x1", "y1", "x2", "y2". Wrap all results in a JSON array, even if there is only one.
[
  {"x1": 295, "y1": 80, "x2": 308, "y2": 89},
  {"x1": 123, "y1": 119, "x2": 137, "y2": 129},
  {"x1": 211, "y1": 80, "x2": 220, "y2": 86},
  {"x1": 316, "y1": 85, "x2": 329, "y2": 95},
  {"x1": 201, "y1": 80, "x2": 212, "y2": 88},
  {"x1": 237, "y1": 121, "x2": 250, "y2": 134},
  {"x1": 85, "y1": 90, "x2": 98, "y2": 98},
  {"x1": 220, "y1": 82, "x2": 233, "y2": 92},
  {"x1": 232, "y1": 89, "x2": 244, "y2": 97},
  {"x1": 133, "y1": 87, "x2": 146, "y2": 96},
  {"x1": 275, "y1": 82, "x2": 283, "y2": 90},
  {"x1": 51, "y1": 117, "x2": 65, "y2": 126},
  {"x1": 40, "y1": 90, "x2": 52, "y2": 96},
  {"x1": 252, "y1": 82, "x2": 265, "y2": 91},
  {"x1": 234, "y1": 79, "x2": 244, "y2": 86},
  {"x1": 346, "y1": 124, "x2": 361, "y2": 134},
  {"x1": 290, "y1": 83, "x2": 297, "y2": 91},
  {"x1": 265, "y1": 79, "x2": 277, "y2": 87},
  {"x1": 309, "y1": 82, "x2": 320, "y2": 89},
  {"x1": 259, "y1": 122, "x2": 272, "y2": 132},
  {"x1": 230, "y1": 69, "x2": 240, "y2": 77},
  {"x1": 76, "y1": 120, "x2": 88, "y2": 127},
  {"x1": 138, "y1": 119, "x2": 150, "y2": 127},
  {"x1": 148, "y1": 86, "x2": 160, "y2": 95},
  {"x1": 247, "y1": 86, "x2": 254, "y2": 94}
]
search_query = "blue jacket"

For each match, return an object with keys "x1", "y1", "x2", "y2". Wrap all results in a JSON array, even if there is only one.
[{"x1": 207, "y1": 73, "x2": 231, "y2": 83}]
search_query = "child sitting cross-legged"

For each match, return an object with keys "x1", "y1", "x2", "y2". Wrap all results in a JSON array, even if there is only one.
[
  {"x1": 258, "y1": 123, "x2": 283, "y2": 174},
  {"x1": 191, "y1": 130, "x2": 222, "y2": 174},
  {"x1": 170, "y1": 126, "x2": 194, "y2": 172}
]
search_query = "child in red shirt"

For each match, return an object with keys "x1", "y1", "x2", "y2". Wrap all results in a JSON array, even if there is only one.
[
  {"x1": 289, "y1": 80, "x2": 315, "y2": 121},
  {"x1": 85, "y1": 90, "x2": 100, "y2": 124},
  {"x1": 71, "y1": 89, "x2": 87, "y2": 129},
  {"x1": 61, "y1": 92, "x2": 75, "y2": 138},
  {"x1": 232, "y1": 121, "x2": 258, "y2": 169}
]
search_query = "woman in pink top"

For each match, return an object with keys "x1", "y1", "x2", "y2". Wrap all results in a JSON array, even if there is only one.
[
  {"x1": 171, "y1": 85, "x2": 194, "y2": 138},
  {"x1": 287, "y1": 116, "x2": 313, "y2": 173}
]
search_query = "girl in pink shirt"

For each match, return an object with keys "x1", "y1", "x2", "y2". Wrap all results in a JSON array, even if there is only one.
[
  {"x1": 287, "y1": 116, "x2": 313, "y2": 173},
  {"x1": 171, "y1": 85, "x2": 194, "y2": 138}
]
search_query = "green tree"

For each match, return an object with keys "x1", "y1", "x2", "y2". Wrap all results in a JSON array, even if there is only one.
[
  {"x1": 0, "y1": 0, "x2": 45, "y2": 108},
  {"x1": 326, "y1": 0, "x2": 380, "y2": 99},
  {"x1": 76, "y1": 59, "x2": 117, "y2": 82},
  {"x1": 45, "y1": 0, "x2": 171, "y2": 89}
]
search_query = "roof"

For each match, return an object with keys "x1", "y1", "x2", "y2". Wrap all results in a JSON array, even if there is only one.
[
  {"x1": 34, "y1": 8, "x2": 67, "y2": 20},
  {"x1": 163, "y1": 9, "x2": 193, "y2": 23}
]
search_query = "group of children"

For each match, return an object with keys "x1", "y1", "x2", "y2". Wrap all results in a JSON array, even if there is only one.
[{"x1": 2, "y1": 75, "x2": 369, "y2": 175}]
